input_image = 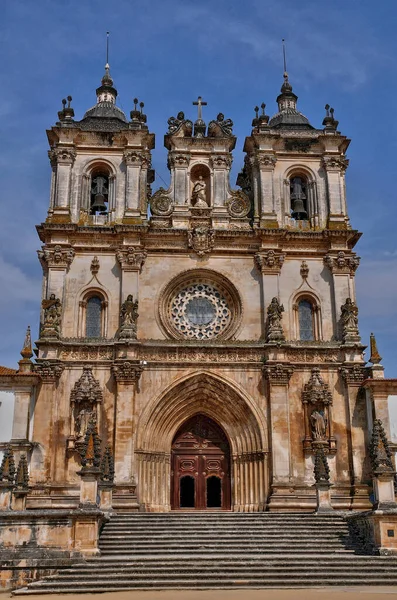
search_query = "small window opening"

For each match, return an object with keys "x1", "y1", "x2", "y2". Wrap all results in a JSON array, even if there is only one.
[
  {"x1": 290, "y1": 176, "x2": 308, "y2": 220},
  {"x1": 90, "y1": 173, "x2": 109, "y2": 215},
  {"x1": 299, "y1": 299, "x2": 314, "y2": 341},
  {"x1": 86, "y1": 296, "x2": 102, "y2": 338}
]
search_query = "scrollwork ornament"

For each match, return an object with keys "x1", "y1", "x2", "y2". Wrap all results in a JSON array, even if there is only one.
[
  {"x1": 48, "y1": 147, "x2": 76, "y2": 166},
  {"x1": 258, "y1": 154, "x2": 277, "y2": 168},
  {"x1": 35, "y1": 360, "x2": 64, "y2": 382},
  {"x1": 263, "y1": 363, "x2": 293, "y2": 384},
  {"x1": 226, "y1": 191, "x2": 251, "y2": 218},
  {"x1": 322, "y1": 156, "x2": 349, "y2": 171},
  {"x1": 112, "y1": 361, "x2": 143, "y2": 383},
  {"x1": 116, "y1": 246, "x2": 147, "y2": 272},
  {"x1": 38, "y1": 245, "x2": 75, "y2": 270},
  {"x1": 255, "y1": 251, "x2": 285, "y2": 273},
  {"x1": 150, "y1": 188, "x2": 173, "y2": 216}
]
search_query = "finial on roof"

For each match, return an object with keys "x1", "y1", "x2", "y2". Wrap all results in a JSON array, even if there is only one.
[
  {"x1": 96, "y1": 32, "x2": 117, "y2": 104},
  {"x1": 58, "y1": 95, "x2": 74, "y2": 122},
  {"x1": 323, "y1": 104, "x2": 339, "y2": 131},
  {"x1": 130, "y1": 97, "x2": 147, "y2": 128},
  {"x1": 20, "y1": 326, "x2": 33, "y2": 360},
  {"x1": 369, "y1": 332, "x2": 382, "y2": 365}
]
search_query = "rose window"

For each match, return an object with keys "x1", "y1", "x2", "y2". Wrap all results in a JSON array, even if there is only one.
[{"x1": 171, "y1": 283, "x2": 231, "y2": 339}]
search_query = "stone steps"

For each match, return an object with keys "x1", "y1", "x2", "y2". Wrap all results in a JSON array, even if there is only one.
[{"x1": 13, "y1": 512, "x2": 397, "y2": 594}]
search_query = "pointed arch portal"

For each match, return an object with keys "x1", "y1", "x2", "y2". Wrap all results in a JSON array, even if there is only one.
[{"x1": 136, "y1": 371, "x2": 268, "y2": 512}]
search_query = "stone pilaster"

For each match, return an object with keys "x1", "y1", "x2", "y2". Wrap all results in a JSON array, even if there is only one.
[
  {"x1": 112, "y1": 362, "x2": 143, "y2": 486},
  {"x1": 255, "y1": 251, "x2": 285, "y2": 337},
  {"x1": 116, "y1": 245, "x2": 147, "y2": 305},
  {"x1": 48, "y1": 147, "x2": 76, "y2": 222},
  {"x1": 322, "y1": 155, "x2": 349, "y2": 229},
  {"x1": 257, "y1": 154, "x2": 277, "y2": 227}
]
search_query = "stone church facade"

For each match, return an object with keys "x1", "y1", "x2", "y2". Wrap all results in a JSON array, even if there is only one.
[{"x1": 1, "y1": 63, "x2": 396, "y2": 520}]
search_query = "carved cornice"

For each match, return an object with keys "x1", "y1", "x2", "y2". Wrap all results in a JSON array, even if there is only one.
[
  {"x1": 48, "y1": 147, "x2": 76, "y2": 166},
  {"x1": 112, "y1": 361, "x2": 143, "y2": 383},
  {"x1": 116, "y1": 246, "x2": 147, "y2": 272},
  {"x1": 324, "y1": 251, "x2": 360, "y2": 275},
  {"x1": 321, "y1": 155, "x2": 349, "y2": 172},
  {"x1": 35, "y1": 360, "x2": 64, "y2": 382},
  {"x1": 38, "y1": 245, "x2": 75, "y2": 270},
  {"x1": 263, "y1": 363, "x2": 294, "y2": 384},
  {"x1": 255, "y1": 250, "x2": 285, "y2": 274}
]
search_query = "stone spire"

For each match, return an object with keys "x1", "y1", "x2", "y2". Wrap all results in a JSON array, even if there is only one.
[
  {"x1": 96, "y1": 62, "x2": 118, "y2": 105},
  {"x1": 18, "y1": 325, "x2": 33, "y2": 373},
  {"x1": 268, "y1": 65, "x2": 312, "y2": 129}
]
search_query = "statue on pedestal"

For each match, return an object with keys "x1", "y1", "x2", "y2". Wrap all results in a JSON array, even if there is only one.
[
  {"x1": 191, "y1": 176, "x2": 208, "y2": 207},
  {"x1": 41, "y1": 294, "x2": 62, "y2": 339},
  {"x1": 118, "y1": 294, "x2": 139, "y2": 339},
  {"x1": 341, "y1": 298, "x2": 360, "y2": 342},
  {"x1": 266, "y1": 297, "x2": 285, "y2": 342}
]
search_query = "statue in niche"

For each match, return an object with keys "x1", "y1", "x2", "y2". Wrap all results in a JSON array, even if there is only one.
[
  {"x1": 75, "y1": 406, "x2": 96, "y2": 441},
  {"x1": 118, "y1": 294, "x2": 139, "y2": 339},
  {"x1": 41, "y1": 293, "x2": 62, "y2": 339},
  {"x1": 266, "y1": 297, "x2": 285, "y2": 342},
  {"x1": 310, "y1": 410, "x2": 328, "y2": 440},
  {"x1": 191, "y1": 176, "x2": 208, "y2": 207},
  {"x1": 340, "y1": 297, "x2": 360, "y2": 341}
]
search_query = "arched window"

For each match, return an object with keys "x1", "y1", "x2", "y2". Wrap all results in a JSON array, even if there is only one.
[
  {"x1": 290, "y1": 175, "x2": 308, "y2": 220},
  {"x1": 298, "y1": 299, "x2": 314, "y2": 341},
  {"x1": 85, "y1": 296, "x2": 103, "y2": 338},
  {"x1": 90, "y1": 172, "x2": 109, "y2": 215}
]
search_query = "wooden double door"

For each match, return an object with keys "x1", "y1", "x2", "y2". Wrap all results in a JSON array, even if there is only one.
[{"x1": 171, "y1": 415, "x2": 231, "y2": 510}]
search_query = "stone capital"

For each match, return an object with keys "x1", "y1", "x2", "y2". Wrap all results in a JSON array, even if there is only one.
[
  {"x1": 38, "y1": 245, "x2": 75, "y2": 271},
  {"x1": 255, "y1": 250, "x2": 285, "y2": 274},
  {"x1": 210, "y1": 155, "x2": 232, "y2": 169},
  {"x1": 116, "y1": 246, "x2": 147, "y2": 272},
  {"x1": 35, "y1": 360, "x2": 65, "y2": 383},
  {"x1": 112, "y1": 361, "x2": 143, "y2": 383},
  {"x1": 321, "y1": 155, "x2": 349, "y2": 172},
  {"x1": 339, "y1": 364, "x2": 366, "y2": 385},
  {"x1": 168, "y1": 153, "x2": 190, "y2": 168},
  {"x1": 324, "y1": 251, "x2": 360, "y2": 275},
  {"x1": 48, "y1": 147, "x2": 76, "y2": 166},
  {"x1": 263, "y1": 363, "x2": 293, "y2": 384},
  {"x1": 124, "y1": 150, "x2": 151, "y2": 168},
  {"x1": 257, "y1": 154, "x2": 277, "y2": 169}
]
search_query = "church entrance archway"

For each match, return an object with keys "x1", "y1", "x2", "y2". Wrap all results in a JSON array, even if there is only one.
[{"x1": 171, "y1": 415, "x2": 231, "y2": 510}]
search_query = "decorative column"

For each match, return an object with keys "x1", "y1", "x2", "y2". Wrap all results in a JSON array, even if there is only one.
[
  {"x1": 49, "y1": 147, "x2": 76, "y2": 222},
  {"x1": 340, "y1": 364, "x2": 368, "y2": 503},
  {"x1": 116, "y1": 245, "x2": 147, "y2": 308},
  {"x1": 263, "y1": 363, "x2": 294, "y2": 505},
  {"x1": 30, "y1": 361, "x2": 64, "y2": 483},
  {"x1": 112, "y1": 362, "x2": 143, "y2": 487},
  {"x1": 314, "y1": 447, "x2": 333, "y2": 513},
  {"x1": 169, "y1": 153, "x2": 190, "y2": 206},
  {"x1": 123, "y1": 150, "x2": 150, "y2": 220},
  {"x1": 38, "y1": 244, "x2": 75, "y2": 306},
  {"x1": 0, "y1": 446, "x2": 15, "y2": 510},
  {"x1": 322, "y1": 155, "x2": 349, "y2": 229},
  {"x1": 210, "y1": 154, "x2": 232, "y2": 207},
  {"x1": 324, "y1": 252, "x2": 360, "y2": 341},
  {"x1": 255, "y1": 251, "x2": 284, "y2": 338},
  {"x1": 257, "y1": 154, "x2": 277, "y2": 227}
]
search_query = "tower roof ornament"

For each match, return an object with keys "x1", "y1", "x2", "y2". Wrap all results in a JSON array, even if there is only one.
[{"x1": 193, "y1": 96, "x2": 207, "y2": 137}]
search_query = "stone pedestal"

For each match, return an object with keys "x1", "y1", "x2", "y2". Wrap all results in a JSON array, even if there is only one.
[
  {"x1": 373, "y1": 474, "x2": 397, "y2": 510},
  {"x1": 11, "y1": 489, "x2": 28, "y2": 511},
  {"x1": 315, "y1": 482, "x2": 333, "y2": 513},
  {"x1": 0, "y1": 483, "x2": 13, "y2": 511},
  {"x1": 99, "y1": 482, "x2": 114, "y2": 513},
  {"x1": 73, "y1": 509, "x2": 104, "y2": 557},
  {"x1": 77, "y1": 467, "x2": 101, "y2": 508}
]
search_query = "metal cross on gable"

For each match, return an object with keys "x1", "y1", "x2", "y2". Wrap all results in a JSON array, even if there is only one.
[{"x1": 193, "y1": 96, "x2": 207, "y2": 120}]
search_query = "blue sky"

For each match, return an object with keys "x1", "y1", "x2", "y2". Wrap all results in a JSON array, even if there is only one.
[{"x1": 1, "y1": 0, "x2": 396, "y2": 374}]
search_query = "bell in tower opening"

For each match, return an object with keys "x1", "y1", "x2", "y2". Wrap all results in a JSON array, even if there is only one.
[
  {"x1": 90, "y1": 173, "x2": 109, "y2": 214},
  {"x1": 290, "y1": 176, "x2": 308, "y2": 220}
]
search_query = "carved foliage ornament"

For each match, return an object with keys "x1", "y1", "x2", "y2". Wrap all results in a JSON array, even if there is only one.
[
  {"x1": 369, "y1": 419, "x2": 394, "y2": 475},
  {"x1": 150, "y1": 187, "x2": 173, "y2": 216},
  {"x1": 116, "y1": 246, "x2": 147, "y2": 272},
  {"x1": 100, "y1": 446, "x2": 115, "y2": 483},
  {"x1": 79, "y1": 418, "x2": 101, "y2": 468},
  {"x1": 124, "y1": 150, "x2": 151, "y2": 168},
  {"x1": 48, "y1": 147, "x2": 76, "y2": 165},
  {"x1": 168, "y1": 153, "x2": 190, "y2": 167},
  {"x1": 187, "y1": 226, "x2": 215, "y2": 256},
  {"x1": 322, "y1": 156, "x2": 349, "y2": 171},
  {"x1": 15, "y1": 454, "x2": 29, "y2": 489},
  {"x1": 314, "y1": 447, "x2": 330, "y2": 484},
  {"x1": 38, "y1": 245, "x2": 75, "y2": 270},
  {"x1": 226, "y1": 190, "x2": 251, "y2": 219},
  {"x1": 302, "y1": 368, "x2": 332, "y2": 406},
  {"x1": 0, "y1": 446, "x2": 16, "y2": 483},
  {"x1": 339, "y1": 364, "x2": 366, "y2": 384},
  {"x1": 35, "y1": 360, "x2": 64, "y2": 382}
]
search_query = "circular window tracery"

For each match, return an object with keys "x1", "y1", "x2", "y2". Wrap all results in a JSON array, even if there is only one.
[{"x1": 158, "y1": 270, "x2": 242, "y2": 341}]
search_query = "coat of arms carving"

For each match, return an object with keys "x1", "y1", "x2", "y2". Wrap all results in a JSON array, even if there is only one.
[{"x1": 187, "y1": 226, "x2": 215, "y2": 257}]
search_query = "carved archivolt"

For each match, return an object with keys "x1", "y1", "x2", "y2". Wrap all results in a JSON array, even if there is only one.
[{"x1": 158, "y1": 269, "x2": 242, "y2": 341}]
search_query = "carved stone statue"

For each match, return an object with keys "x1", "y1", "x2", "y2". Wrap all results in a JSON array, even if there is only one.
[
  {"x1": 41, "y1": 294, "x2": 62, "y2": 339},
  {"x1": 266, "y1": 297, "x2": 285, "y2": 342},
  {"x1": 340, "y1": 298, "x2": 360, "y2": 342},
  {"x1": 191, "y1": 176, "x2": 208, "y2": 207},
  {"x1": 118, "y1": 294, "x2": 139, "y2": 339},
  {"x1": 75, "y1": 406, "x2": 95, "y2": 441},
  {"x1": 310, "y1": 410, "x2": 328, "y2": 440}
]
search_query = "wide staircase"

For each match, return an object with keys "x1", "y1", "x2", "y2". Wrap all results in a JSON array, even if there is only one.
[{"x1": 14, "y1": 512, "x2": 397, "y2": 593}]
